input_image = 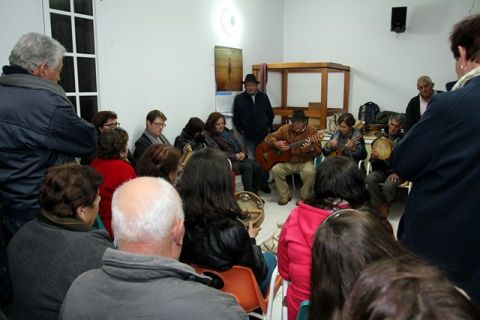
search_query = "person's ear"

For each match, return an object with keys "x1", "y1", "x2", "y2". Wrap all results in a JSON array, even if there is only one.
[
  {"x1": 76, "y1": 206, "x2": 86, "y2": 221},
  {"x1": 458, "y1": 46, "x2": 468, "y2": 66},
  {"x1": 171, "y1": 218, "x2": 185, "y2": 247},
  {"x1": 31, "y1": 64, "x2": 47, "y2": 78}
]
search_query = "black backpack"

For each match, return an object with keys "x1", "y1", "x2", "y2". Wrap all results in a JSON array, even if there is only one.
[{"x1": 358, "y1": 102, "x2": 380, "y2": 124}]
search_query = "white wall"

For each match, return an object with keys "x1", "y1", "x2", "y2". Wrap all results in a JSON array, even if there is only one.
[
  {"x1": 2, "y1": 0, "x2": 479, "y2": 141},
  {"x1": 0, "y1": 0, "x2": 44, "y2": 67},
  {"x1": 282, "y1": 0, "x2": 480, "y2": 117},
  {"x1": 95, "y1": 0, "x2": 284, "y2": 145},
  {"x1": 0, "y1": 0, "x2": 283, "y2": 146}
]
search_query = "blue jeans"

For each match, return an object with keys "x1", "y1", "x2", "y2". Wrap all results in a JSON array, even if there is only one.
[{"x1": 260, "y1": 251, "x2": 277, "y2": 295}]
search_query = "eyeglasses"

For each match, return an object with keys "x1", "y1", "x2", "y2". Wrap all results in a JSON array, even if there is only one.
[
  {"x1": 103, "y1": 122, "x2": 120, "y2": 128},
  {"x1": 152, "y1": 122, "x2": 166, "y2": 128}
]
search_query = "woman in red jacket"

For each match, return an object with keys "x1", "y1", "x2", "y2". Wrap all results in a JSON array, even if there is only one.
[
  {"x1": 91, "y1": 127, "x2": 136, "y2": 238},
  {"x1": 277, "y1": 156, "x2": 371, "y2": 320}
]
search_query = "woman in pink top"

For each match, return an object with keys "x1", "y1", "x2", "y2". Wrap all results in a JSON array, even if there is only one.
[
  {"x1": 277, "y1": 156, "x2": 371, "y2": 320},
  {"x1": 91, "y1": 127, "x2": 136, "y2": 238}
]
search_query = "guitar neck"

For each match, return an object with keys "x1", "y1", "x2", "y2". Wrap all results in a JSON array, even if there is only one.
[
  {"x1": 288, "y1": 139, "x2": 308, "y2": 149},
  {"x1": 287, "y1": 130, "x2": 325, "y2": 149}
]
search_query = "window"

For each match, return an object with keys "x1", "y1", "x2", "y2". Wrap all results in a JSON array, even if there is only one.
[{"x1": 44, "y1": 0, "x2": 99, "y2": 121}]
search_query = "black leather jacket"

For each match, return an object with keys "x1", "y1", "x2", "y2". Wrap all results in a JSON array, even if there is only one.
[{"x1": 180, "y1": 219, "x2": 267, "y2": 284}]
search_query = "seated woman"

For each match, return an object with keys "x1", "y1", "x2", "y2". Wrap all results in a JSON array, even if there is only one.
[
  {"x1": 81, "y1": 110, "x2": 136, "y2": 166},
  {"x1": 204, "y1": 112, "x2": 267, "y2": 194},
  {"x1": 322, "y1": 112, "x2": 367, "y2": 162},
  {"x1": 309, "y1": 209, "x2": 410, "y2": 320},
  {"x1": 136, "y1": 144, "x2": 181, "y2": 184},
  {"x1": 174, "y1": 117, "x2": 207, "y2": 154},
  {"x1": 91, "y1": 127, "x2": 136, "y2": 238},
  {"x1": 6, "y1": 163, "x2": 114, "y2": 320},
  {"x1": 343, "y1": 256, "x2": 480, "y2": 320},
  {"x1": 178, "y1": 148, "x2": 276, "y2": 294},
  {"x1": 278, "y1": 156, "x2": 386, "y2": 320}
]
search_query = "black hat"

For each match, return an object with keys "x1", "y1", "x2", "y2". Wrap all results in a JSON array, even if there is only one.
[
  {"x1": 242, "y1": 74, "x2": 259, "y2": 84},
  {"x1": 291, "y1": 110, "x2": 308, "y2": 122}
]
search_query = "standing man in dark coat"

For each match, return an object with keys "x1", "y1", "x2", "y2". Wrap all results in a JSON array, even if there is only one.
[
  {"x1": 0, "y1": 33, "x2": 96, "y2": 233},
  {"x1": 391, "y1": 15, "x2": 480, "y2": 303},
  {"x1": 405, "y1": 75, "x2": 441, "y2": 131},
  {"x1": 233, "y1": 74, "x2": 274, "y2": 160}
]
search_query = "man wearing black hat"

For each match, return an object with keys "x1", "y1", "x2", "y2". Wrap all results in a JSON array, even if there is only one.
[
  {"x1": 233, "y1": 74, "x2": 274, "y2": 159},
  {"x1": 264, "y1": 111, "x2": 323, "y2": 205}
]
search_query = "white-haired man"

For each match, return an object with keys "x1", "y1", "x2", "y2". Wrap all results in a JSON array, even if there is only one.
[
  {"x1": 60, "y1": 177, "x2": 247, "y2": 320},
  {"x1": 0, "y1": 32, "x2": 96, "y2": 233}
]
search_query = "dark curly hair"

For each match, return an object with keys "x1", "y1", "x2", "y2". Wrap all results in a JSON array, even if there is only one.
[
  {"x1": 136, "y1": 144, "x2": 181, "y2": 182},
  {"x1": 450, "y1": 14, "x2": 480, "y2": 62},
  {"x1": 91, "y1": 110, "x2": 117, "y2": 132},
  {"x1": 97, "y1": 127, "x2": 128, "y2": 160},
  {"x1": 38, "y1": 163, "x2": 102, "y2": 218}
]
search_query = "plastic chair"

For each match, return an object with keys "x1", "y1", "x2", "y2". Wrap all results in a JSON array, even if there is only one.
[
  {"x1": 192, "y1": 264, "x2": 282, "y2": 319},
  {"x1": 296, "y1": 300, "x2": 310, "y2": 320}
]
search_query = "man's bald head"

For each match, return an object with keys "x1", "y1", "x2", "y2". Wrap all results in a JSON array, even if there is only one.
[{"x1": 111, "y1": 177, "x2": 184, "y2": 247}]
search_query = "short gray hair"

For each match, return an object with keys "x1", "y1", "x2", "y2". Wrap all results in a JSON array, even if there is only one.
[
  {"x1": 111, "y1": 177, "x2": 184, "y2": 245},
  {"x1": 9, "y1": 32, "x2": 66, "y2": 72},
  {"x1": 417, "y1": 75, "x2": 433, "y2": 86},
  {"x1": 389, "y1": 113, "x2": 406, "y2": 126}
]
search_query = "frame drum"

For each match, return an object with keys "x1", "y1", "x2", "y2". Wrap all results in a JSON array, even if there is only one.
[
  {"x1": 235, "y1": 191, "x2": 265, "y2": 228},
  {"x1": 372, "y1": 136, "x2": 394, "y2": 160}
]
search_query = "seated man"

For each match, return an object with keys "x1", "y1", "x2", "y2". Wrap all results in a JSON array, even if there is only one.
[
  {"x1": 322, "y1": 113, "x2": 367, "y2": 162},
  {"x1": 60, "y1": 177, "x2": 247, "y2": 320},
  {"x1": 365, "y1": 113, "x2": 406, "y2": 217},
  {"x1": 265, "y1": 111, "x2": 323, "y2": 205},
  {"x1": 405, "y1": 75, "x2": 442, "y2": 130}
]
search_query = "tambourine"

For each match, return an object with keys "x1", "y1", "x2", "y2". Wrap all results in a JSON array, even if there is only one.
[
  {"x1": 372, "y1": 136, "x2": 394, "y2": 161},
  {"x1": 235, "y1": 191, "x2": 265, "y2": 228}
]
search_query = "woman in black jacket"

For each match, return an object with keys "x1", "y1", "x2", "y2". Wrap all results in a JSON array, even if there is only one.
[{"x1": 177, "y1": 148, "x2": 275, "y2": 293}]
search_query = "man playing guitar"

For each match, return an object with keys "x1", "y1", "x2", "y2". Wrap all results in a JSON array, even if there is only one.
[
  {"x1": 264, "y1": 110, "x2": 323, "y2": 205},
  {"x1": 322, "y1": 113, "x2": 367, "y2": 162}
]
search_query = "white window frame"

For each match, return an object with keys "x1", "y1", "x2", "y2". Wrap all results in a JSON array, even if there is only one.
[{"x1": 42, "y1": 0, "x2": 101, "y2": 117}]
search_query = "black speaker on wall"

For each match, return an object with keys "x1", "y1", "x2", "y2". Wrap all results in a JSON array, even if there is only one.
[{"x1": 391, "y1": 7, "x2": 407, "y2": 33}]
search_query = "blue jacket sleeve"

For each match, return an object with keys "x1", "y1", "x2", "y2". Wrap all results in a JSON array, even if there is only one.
[{"x1": 47, "y1": 104, "x2": 97, "y2": 157}]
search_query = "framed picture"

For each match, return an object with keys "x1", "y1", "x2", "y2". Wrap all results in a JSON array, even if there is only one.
[{"x1": 214, "y1": 46, "x2": 243, "y2": 91}]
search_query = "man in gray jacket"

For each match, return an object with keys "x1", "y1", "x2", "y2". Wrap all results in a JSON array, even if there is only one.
[{"x1": 60, "y1": 177, "x2": 247, "y2": 320}]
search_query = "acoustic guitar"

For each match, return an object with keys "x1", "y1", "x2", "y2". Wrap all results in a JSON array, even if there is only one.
[
  {"x1": 255, "y1": 131, "x2": 324, "y2": 171},
  {"x1": 326, "y1": 134, "x2": 363, "y2": 158}
]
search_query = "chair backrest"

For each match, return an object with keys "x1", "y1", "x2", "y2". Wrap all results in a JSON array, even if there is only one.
[
  {"x1": 296, "y1": 300, "x2": 310, "y2": 320},
  {"x1": 192, "y1": 264, "x2": 281, "y2": 315}
]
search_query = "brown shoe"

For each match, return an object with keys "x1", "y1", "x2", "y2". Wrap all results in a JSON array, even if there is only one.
[{"x1": 277, "y1": 195, "x2": 292, "y2": 205}]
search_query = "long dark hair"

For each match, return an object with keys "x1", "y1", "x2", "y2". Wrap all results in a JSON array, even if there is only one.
[
  {"x1": 304, "y1": 156, "x2": 370, "y2": 209},
  {"x1": 343, "y1": 256, "x2": 480, "y2": 320},
  {"x1": 177, "y1": 148, "x2": 241, "y2": 229},
  {"x1": 309, "y1": 209, "x2": 411, "y2": 320}
]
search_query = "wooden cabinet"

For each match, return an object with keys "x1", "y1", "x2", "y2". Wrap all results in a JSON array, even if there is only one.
[{"x1": 252, "y1": 62, "x2": 350, "y2": 129}]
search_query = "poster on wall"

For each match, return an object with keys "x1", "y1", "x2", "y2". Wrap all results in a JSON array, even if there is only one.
[{"x1": 215, "y1": 46, "x2": 243, "y2": 115}]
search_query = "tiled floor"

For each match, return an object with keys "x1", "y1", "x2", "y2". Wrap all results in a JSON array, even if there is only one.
[{"x1": 245, "y1": 179, "x2": 408, "y2": 319}]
